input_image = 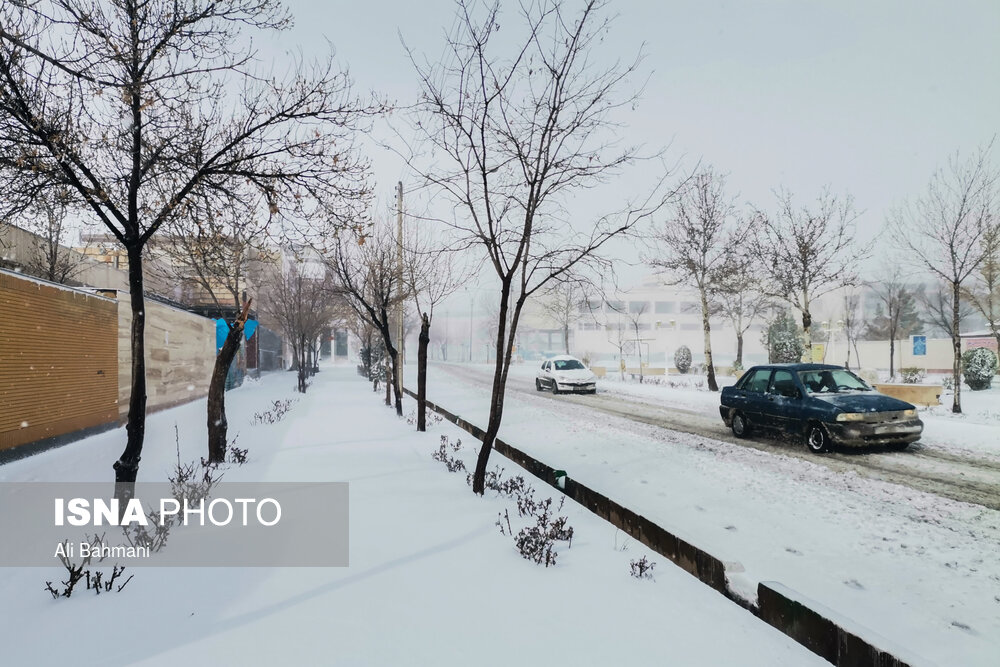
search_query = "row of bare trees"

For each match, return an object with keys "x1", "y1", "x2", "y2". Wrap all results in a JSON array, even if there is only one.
[
  {"x1": 0, "y1": 0, "x2": 380, "y2": 492},
  {"x1": 649, "y1": 141, "x2": 999, "y2": 414}
]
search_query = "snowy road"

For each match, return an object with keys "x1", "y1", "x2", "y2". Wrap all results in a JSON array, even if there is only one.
[{"x1": 435, "y1": 363, "x2": 1000, "y2": 511}]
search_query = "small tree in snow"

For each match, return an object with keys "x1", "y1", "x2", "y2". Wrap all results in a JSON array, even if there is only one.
[
  {"x1": 765, "y1": 310, "x2": 805, "y2": 363},
  {"x1": 962, "y1": 347, "x2": 998, "y2": 390},
  {"x1": 673, "y1": 345, "x2": 692, "y2": 374}
]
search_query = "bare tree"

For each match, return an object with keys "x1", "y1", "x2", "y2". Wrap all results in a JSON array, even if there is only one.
[
  {"x1": 21, "y1": 188, "x2": 91, "y2": 283},
  {"x1": 754, "y1": 188, "x2": 869, "y2": 358},
  {"x1": 539, "y1": 279, "x2": 587, "y2": 355},
  {"x1": 260, "y1": 256, "x2": 336, "y2": 394},
  {"x1": 866, "y1": 267, "x2": 919, "y2": 379},
  {"x1": 917, "y1": 282, "x2": 974, "y2": 340},
  {"x1": 407, "y1": 0, "x2": 672, "y2": 494},
  {"x1": 0, "y1": 0, "x2": 377, "y2": 491},
  {"x1": 405, "y1": 226, "x2": 468, "y2": 431},
  {"x1": 150, "y1": 194, "x2": 264, "y2": 462},
  {"x1": 839, "y1": 290, "x2": 863, "y2": 370},
  {"x1": 711, "y1": 263, "x2": 772, "y2": 369},
  {"x1": 965, "y1": 222, "x2": 1000, "y2": 352},
  {"x1": 330, "y1": 222, "x2": 408, "y2": 416},
  {"x1": 651, "y1": 167, "x2": 746, "y2": 391},
  {"x1": 625, "y1": 301, "x2": 649, "y2": 383},
  {"x1": 892, "y1": 145, "x2": 997, "y2": 412}
]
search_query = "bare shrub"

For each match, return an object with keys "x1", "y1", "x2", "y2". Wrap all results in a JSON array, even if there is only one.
[{"x1": 630, "y1": 556, "x2": 657, "y2": 580}]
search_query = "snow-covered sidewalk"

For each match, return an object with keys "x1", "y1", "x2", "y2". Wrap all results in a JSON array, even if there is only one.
[{"x1": 0, "y1": 366, "x2": 824, "y2": 666}]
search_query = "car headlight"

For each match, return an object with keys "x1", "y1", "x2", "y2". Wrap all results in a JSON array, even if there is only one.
[
  {"x1": 902, "y1": 409, "x2": 917, "y2": 418},
  {"x1": 835, "y1": 412, "x2": 865, "y2": 422}
]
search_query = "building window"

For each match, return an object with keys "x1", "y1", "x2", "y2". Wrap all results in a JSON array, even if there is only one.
[
  {"x1": 655, "y1": 301, "x2": 675, "y2": 314},
  {"x1": 680, "y1": 301, "x2": 700, "y2": 314},
  {"x1": 629, "y1": 301, "x2": 650, "y2": 314},
  {"x1": 680, "y1": 323, "x2": 699, "y2": 331},
  {"x1": 605, "y1": 300, "x2": 625, "y2": 313}
]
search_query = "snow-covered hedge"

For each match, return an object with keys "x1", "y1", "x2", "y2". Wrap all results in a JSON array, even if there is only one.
[
  {"x1": 674, "y1": 345, "x2": 692, "y2": 374},
  {"x1": 962, "y1": 347, "x2": 999, "y2": 390}
]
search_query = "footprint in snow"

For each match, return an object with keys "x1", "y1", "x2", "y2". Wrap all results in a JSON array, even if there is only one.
[
  {"x1": 844, "y1": 579, "x2": 865, "y2": 590},
  {"x1": 724, "y1": 525, "x2": 737, "y2": 531},
  {"x1": 951, "y1": 621, "x2": 977, "y2": 635},
  {"x1": 785, "y1": 547, "x2": 802, "y2": 555}
]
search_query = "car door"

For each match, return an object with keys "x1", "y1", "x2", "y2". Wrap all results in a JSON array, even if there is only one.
[
  {"x1": 765, "y1": 369, "x2": 803, "y2": 433},
  {"x1": 737, "y1": 368, "x2": 773, "y2": 427},
  {"x1": 541, "y1": 361, "x2": 554, "y2": 388}
]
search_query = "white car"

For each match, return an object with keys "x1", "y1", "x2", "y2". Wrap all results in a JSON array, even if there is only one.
[{"x1": 535, "y1": 355, "x2": 597, "y2": 394}]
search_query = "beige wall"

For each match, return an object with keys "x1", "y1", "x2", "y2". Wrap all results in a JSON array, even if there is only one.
[
  {"x1": 114, "y1": 293, "x2": 216, "y2": 417},
  {"x1": 820, "y1": 337, "x2": 998, "y2": 374}
]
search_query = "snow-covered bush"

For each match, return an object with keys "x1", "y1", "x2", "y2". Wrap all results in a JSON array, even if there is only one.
[
  {"x1": 629, "y1": 555, "x2": 656, "y2": 580},
  {"x1": 45, "y1": 538, "x2": 133, "y2": 599},
  {"x1": 432, "y1": 435, "x2": 466, "y2": 472},
  {"x1": 514, "y1": 496, "x2": 573, "y2": 567},
  {"x1": 250, "y1": 398, "x2": 295, "y2": 425},
  {"x1": 900, "y1": 367, "x2": 925, "y2": 384},
  {"x1": 962, "y1": 347, "x2": 999, "y2": 390},
  {"x1": 674, "y1": 345, "x2": 692, "y2": 374},
  {"x1": 765, "y1": 311, "x2": 804, "y2": 363}
]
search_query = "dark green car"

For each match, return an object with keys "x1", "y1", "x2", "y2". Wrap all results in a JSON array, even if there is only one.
[{"x1": 719, "y1": 363, "x2": 923, "y2": 453}]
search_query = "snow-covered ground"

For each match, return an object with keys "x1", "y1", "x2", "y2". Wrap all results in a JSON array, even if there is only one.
[
  {"x1": 0, "y1": 366, "x2": 825, "y2": 666},
  {"x1": 410, "y1": 361, "x2": 1000, "y2": 667}
]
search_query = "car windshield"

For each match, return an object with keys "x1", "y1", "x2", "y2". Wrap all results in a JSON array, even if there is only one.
[
  {"x1": 553, "y1": 359, "x2": 585, "y2": 371},
  {"x1": 798, "y1": 369, "x2": 871, "y2": 394}
]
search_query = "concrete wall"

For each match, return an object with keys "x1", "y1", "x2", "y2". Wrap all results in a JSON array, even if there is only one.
[{"x1": 113, "y1": 293, "x2": 216, "y2": 417}]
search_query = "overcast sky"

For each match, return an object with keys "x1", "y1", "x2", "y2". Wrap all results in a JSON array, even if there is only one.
[{"x1": 263, "y1": 0, "x2": 999, "y2": 287}]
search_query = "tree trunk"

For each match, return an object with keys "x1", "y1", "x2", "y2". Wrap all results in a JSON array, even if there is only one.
[
  {"x1": 114, "y1": 244, "x2": 148, "y2": 500},
  {"x1": 472, "y1": 287, "x2": 515, "y2": 495},
  {"x1": 951, "y1": 282, "x2": 962, "y2": 414},
  {"x1": 388, "y1": 346, "x2": 403, "y2": 416},
  {"x1": 417, "y1": 313, "x2": 430, "y2": 431},
  {"x1": 701, "y1": 290, "x2": 718, "y2": 391},
  {"x1": 736, "y1": 333, "x2": 744, "y2": 368},
  {"x1": 888, "y1": 337, "x2": 896, "y2": 381},
  {"x1": 801, "y1": 302, "x2": 813, "y2": 359},
  {"x1": 207, "y1": 301, "x2": 251, "y2": 464},
  {"x1": 563, "y1": 324, "x2": 570, "y2": 354},
  {"x1": 384, "y1": 354, "x2": 392, "y2": 406}
]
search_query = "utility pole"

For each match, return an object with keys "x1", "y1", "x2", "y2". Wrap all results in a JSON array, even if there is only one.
[{"x1": 396, "y1": 181, "x2": 404, "y2": 398}]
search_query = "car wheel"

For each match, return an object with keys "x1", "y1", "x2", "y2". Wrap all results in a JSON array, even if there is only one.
[
  {"x1": 535, "y1": 379, "x2": 543, "y2": 391},
  {"x1": 551, "y1": 382, "x2": 560, "y2": 395},
  {"x1": 731, "y1": 412, "x2": 750, "y2": 438},
  {"x1": 886, "y1": 441, "x2": 910, "y2": 452},
  {"x1": 806, "y1": 423, "x2": 831, "y2": 453}
]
